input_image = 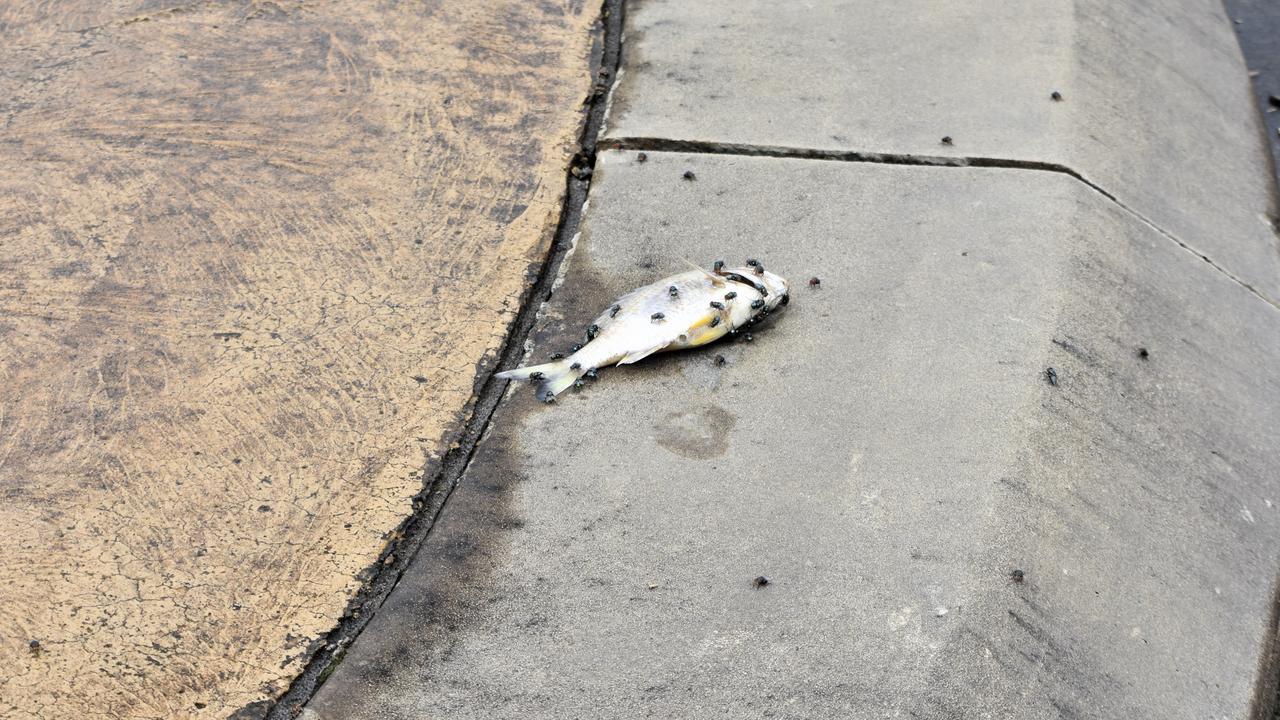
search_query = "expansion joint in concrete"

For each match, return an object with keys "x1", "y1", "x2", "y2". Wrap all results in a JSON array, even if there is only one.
[{"x1": 598, "y1": 136, "x2": 1280, "y2": 311}]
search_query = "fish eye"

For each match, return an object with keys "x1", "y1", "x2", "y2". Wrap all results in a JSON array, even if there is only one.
[{"x1": 780, "y1": 294, "x2": 790, "y2": 306}]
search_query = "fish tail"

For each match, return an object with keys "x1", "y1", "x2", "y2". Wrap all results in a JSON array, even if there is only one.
[{"x1": 495, "y1": 359, "x2": 581, "y2": 401}]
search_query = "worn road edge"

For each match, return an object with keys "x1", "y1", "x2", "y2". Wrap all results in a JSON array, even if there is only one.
[{"x1": 256, "y1": 1, "x2": 626, "y2": 717}]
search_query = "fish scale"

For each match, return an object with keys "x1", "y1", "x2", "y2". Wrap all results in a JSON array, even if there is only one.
[{"x1": 498, "y1": 262, "x2": 791, "y2": 401}]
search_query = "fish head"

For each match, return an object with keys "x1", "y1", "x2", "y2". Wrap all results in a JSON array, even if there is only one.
[
  {"x1": 725, "y1": 266, "x2": 791, "y2": 312},
  {"x1": 758, "y1": 269, "x2": 791, "y2": 310}
]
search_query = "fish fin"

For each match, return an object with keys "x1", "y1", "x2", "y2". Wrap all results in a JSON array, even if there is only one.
[
  {"x1": 616, "y1": 343, "x2": 666, "y2": 366},
  {"x1": 496, "y1": 359, "x2": 582, "y2": 401},
  {"x1": 681, "y1": 258, "x2": 726, "y2": 287}
]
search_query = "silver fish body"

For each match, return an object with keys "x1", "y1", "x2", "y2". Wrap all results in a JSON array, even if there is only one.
[{"x1": 498, "y1": 262, "x2": 790, "y2": 400}]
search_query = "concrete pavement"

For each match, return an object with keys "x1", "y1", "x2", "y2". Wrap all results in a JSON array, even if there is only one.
[
  {"x1": 307, "y1": 150, "x2": 1280, "y2": 719},
  {"x1": 605, "y1": 0, "x2": 1280, "y2": 300},
  {"x1": 305, "y1": 0, "x2": 1280, "y2": 717}
]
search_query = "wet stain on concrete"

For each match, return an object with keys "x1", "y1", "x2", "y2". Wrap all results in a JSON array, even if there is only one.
[{"x1": 653, "y1": 405, "x2": 737, "y2": 458}]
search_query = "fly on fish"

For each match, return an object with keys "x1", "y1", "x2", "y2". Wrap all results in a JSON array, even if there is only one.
[{"x1": 497, "y1": 259, "x2": 790, "y2": 401}]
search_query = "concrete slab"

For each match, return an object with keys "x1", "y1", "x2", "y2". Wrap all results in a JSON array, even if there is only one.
[
  {"x1": 305, "y1": 151, "x2": 1280, "y2": 718},
  {"x1": 0, "y1": 2, "x2": 597, "y2": 717},
  {"x1": 603, "y1": 0, "x2": 1280, "y2": 300}
]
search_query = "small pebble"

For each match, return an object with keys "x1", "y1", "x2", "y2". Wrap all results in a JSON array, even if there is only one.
[
  {"x1": 1050, "y1": 90, "x2": 1063, "y2": 101},
  {"x1": 808, "y1": 277, "x2": 821, "y2": 287},
  {"x1": 682, "y1": 170, "x2": 696, "y2": 180},
  {"x1": 1011, "y1": 569, "x2": 1025, "y2": 583},
  {"x1": 713, "y1": 354, "x2": 726, "y2": 366},
  {"x1": 752, "y1": 575, "x2": 770, "y2": 588},
  {"x1": 941, "y1": 135, "x2": 953, "y2": 145},
  {"x1": 1137, "y1": 347, "x2": 1150, "y2": 360},
  {"x1": 934, "y1": 606, "x2": 948, "y2": 617},
  {"x1": 651, "y1": 312, "x2": 665, "y2": 321},
  {"x1": 637, "y1": 151, "x2": 648, "y2": 162},
  {"x1": 647, "y1": 582, "x2": 658, "y2": 590},
  {"x1": 1044, "y1": 367, "x2": 1058, "y2": 386}
]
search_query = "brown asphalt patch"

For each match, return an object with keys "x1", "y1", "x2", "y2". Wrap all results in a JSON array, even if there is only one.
[{"x1": 0, "y1": 1, "x2": 597, "y2": 717}]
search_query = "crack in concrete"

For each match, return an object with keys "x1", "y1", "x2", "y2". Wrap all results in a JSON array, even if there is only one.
[
  {"x1": 598, "y1": 136, "x2": 1280, "y2": 311},
  {"x1": 255, "y1": 1, "x2": 626, "y2": 717}
]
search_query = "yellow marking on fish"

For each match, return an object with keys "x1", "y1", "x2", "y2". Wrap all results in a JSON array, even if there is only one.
[
  {"x1": 687, "y1": 313, "x2": 727, "y2": 346},
  {"x1": 689, "y1": 313, "x2": 716, "y2": 331}
]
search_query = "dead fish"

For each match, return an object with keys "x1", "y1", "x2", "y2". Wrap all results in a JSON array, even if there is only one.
[{"x1": 498, "y1": 260, "x2": 790, "y2": 400}]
